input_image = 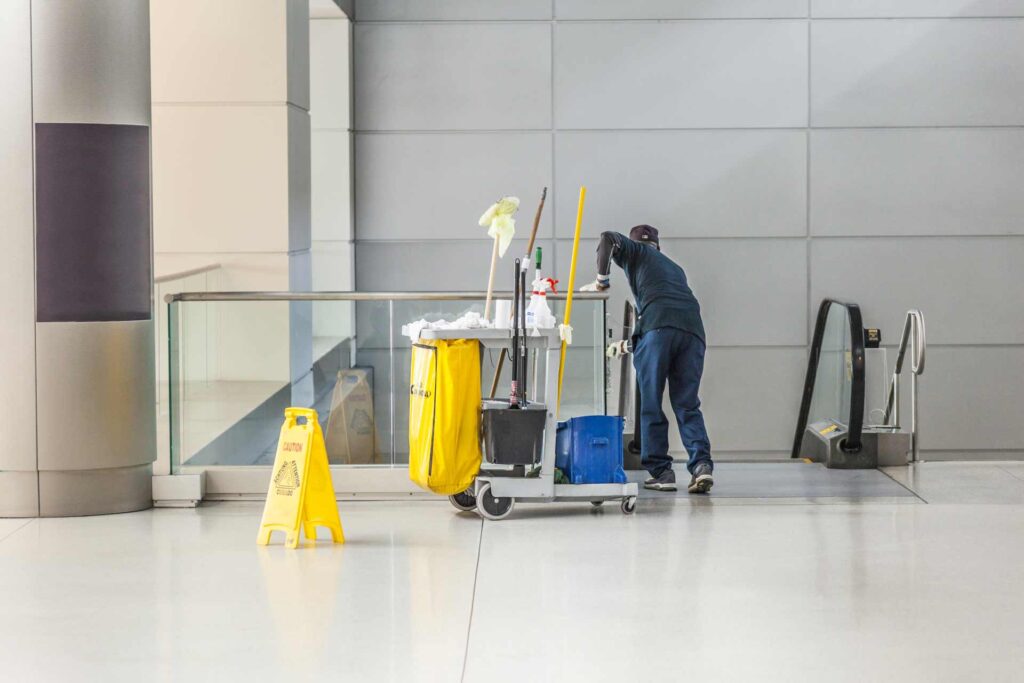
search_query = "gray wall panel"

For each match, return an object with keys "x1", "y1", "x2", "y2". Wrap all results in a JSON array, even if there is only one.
[
  {"x1": 356, "y1": 239, "x2": 554, "y2": 292},
  {"x1": 0, "y1": 0, "x2": 37, "y2": 472},
  {"x1": 811, "y1": 129, "x2": 1024, "y2": 236},
  {"x1": 555, "y1": 238, "x2": 808, "y2": 347},
  {"x1": 36, "y1": 321, "x2": 156, "y2": 471},
  {"x1": 812, "y1": 19, "x2": 1024, "y2": 127},
  {"x1": 555, "y1": 21, "x2": 808, "y2": 129},
  {"x1": 354, "y1": 23, "x2": 551, "y2": 130},
  {"x1": 812, "y1": 1, "x2": 1024, "y2": 18},
  {"x1": 696, "y1": 348, "x2": 806, "y2": 453},
  {"x1": 355, "y1": 0, "x2": 552, "y2": 21},
  {"x1": 355, "y1": 133, "x2": 552, "y2": 240},
  {"x1": 557, "y1": 0, "x2": 807, "y2": 19},
  {"x1": 918, "y1": 347, "x2": 1024, "y2": 451},
  {"x1": 351, "y1": 7, "x2": 1024, "y2": 459},
  {"x1": 31, "y1": 0, "x2": 151, "y2": 125},
  {"x1": 811, "y1": 237, "x2": 1024, "y2": 345},
  {"x1": 556, "y1": 130, "x2": 806, "y2": 238}
]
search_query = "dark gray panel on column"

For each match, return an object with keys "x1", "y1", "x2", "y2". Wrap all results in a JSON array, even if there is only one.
[{"x1": 35, "y1": 123, "x2": 151, "y2": 322}]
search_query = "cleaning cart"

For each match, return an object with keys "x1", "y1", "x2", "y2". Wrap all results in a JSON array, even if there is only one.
[{"x1": 417, "y1": 326, "x2": 639, "y2": 520}]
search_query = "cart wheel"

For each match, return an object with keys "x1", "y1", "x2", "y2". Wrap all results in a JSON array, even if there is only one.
[
  {"x1": 590, "y1": 501, "x2": 604, "y2": 508},
  {"x1": 449, "y1": 489, "x2": 477, "y2": 512},
  {"x1": 476, "y1": 483, "x2": 514, "y2": 521},
  {"x1": 621, "y1": 497, "x2": 637, "y2": 515}
]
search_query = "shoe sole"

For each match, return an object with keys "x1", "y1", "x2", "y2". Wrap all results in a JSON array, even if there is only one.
[
  {"x1": 643, "y1": 482, "x2": 678, "y2": 492},
  {"x1": 687, "y1": 474, "x2": 714, "y2": 494}
]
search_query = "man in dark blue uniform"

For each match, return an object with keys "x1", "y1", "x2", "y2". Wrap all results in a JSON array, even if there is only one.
[{"x1": 581, "y1": 225, "x2": 713, "y2": 493}]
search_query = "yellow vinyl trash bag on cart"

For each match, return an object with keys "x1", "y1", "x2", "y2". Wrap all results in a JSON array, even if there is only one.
[{"x1": 409, "y1": 338, "x2": 482, "y2": 495}]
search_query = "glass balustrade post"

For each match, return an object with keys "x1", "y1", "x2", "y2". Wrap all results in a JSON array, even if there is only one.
[
  {"x1": 168, "y1": 299, "x2": 182, "y2": 474},
  {"x1": 389, "y1": 299, "x2": 396, "y2": 468}
]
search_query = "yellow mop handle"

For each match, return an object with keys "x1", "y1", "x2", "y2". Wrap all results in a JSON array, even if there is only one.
[{"x1": 557, "y1": 186, "x2": 586, "y2": 413}]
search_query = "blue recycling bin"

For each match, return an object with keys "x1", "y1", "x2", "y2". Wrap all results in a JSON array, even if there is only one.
[{"x1": 555, "y1": 416, "x2": 628, "y2": 485}]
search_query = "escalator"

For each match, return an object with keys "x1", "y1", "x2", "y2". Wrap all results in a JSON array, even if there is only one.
[
  {"x1": 791, "y1": 299, "x2": 924, "y2": 468},
  {"x1": 615, "y1": 298, "x2": 924, "y2": 470}
]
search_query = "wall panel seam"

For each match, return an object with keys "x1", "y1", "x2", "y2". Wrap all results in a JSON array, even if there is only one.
[
  {"x1": 812, "y1": 125, "x2": 1024, "y2": 131},
  {"x1": 805, "y1": 9, "x2": 812, "y2": 345},
  {"x1": 356, "y1": 19, "x2": 811, "y2": 25},
  {"x1": 550, "y1": 11, "x2": 557, "y2": 258},
  {"x1": 353, "y1": 125, "x2": 1024, "y2": 134},
  {"x1": 356, "y1": 236, "x2": 827, "y2": 244},
  {"x1": 808, "y1": 234, "x2": 1024, "y2": 241},
  {"x1": 811, "y1": 16, "x2": 1024, "y2": 21},
  {"x1": 355, "y1": 127, "x2": 811, "y2": 134}
]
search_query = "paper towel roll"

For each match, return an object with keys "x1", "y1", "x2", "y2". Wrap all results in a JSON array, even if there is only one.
[{"x1": 494, "y1": 300, "x2": 511, "y2": 329}]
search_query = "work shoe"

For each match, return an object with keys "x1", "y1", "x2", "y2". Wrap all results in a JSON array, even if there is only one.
[
  {"x1": 687, "y1": 463, "x2": 714, "y2": 494},
  {"x1": 643, "y1": 469, "x2": 677, "y2": 492}
]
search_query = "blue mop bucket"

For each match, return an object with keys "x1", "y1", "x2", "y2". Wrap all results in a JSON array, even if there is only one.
[{"x1": 555, "y1": 416, "x2": 627, "y2": 485}]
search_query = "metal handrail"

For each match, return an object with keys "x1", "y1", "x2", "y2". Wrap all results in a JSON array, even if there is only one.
[
  {"x1": 165, "y1": 290, "x2": 609, "y2": 304},
  {"x1": 882, "y1": 310, "x2": 926, "y2": 461},
  {"x1": 154, "y1": 262, "x2": 222, "y2": 284}
]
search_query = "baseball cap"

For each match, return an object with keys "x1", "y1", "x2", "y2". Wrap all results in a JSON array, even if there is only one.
[{"x1": 629, "y1": 224, "x2": 660, "y2": 246}]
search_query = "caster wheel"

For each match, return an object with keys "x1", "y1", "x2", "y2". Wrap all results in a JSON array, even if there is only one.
[
  {"x1": 590, "y1": 501, "x2": 604, "y2": 508},
  {"x1": 621, "y1": 497, "x2": 637, "y2": 515},
  {"x1": 449, "y1": 488, "x2": 477, "y2": 512},
  {"x1": 476, "y1": 483, "x2": 514, "y2": 521}
]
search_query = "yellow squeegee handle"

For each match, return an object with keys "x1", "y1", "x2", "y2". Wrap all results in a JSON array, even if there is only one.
[{"x1": 557, "y1": 186, "x2": 586, "y2": 415}]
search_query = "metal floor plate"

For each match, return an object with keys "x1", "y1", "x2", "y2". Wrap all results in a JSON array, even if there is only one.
[{"x1": 628, "y1": 462, "x2": 916, "y2": 499}]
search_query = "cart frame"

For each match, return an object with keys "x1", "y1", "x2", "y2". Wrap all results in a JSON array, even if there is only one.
[{"x1": 418, "y1": 327, "x2": 638, "y2": 519}]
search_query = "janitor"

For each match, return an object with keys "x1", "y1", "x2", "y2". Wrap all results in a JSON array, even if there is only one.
[{"x1": 581, "y1": 225, "x2": 713, "y2": 493}]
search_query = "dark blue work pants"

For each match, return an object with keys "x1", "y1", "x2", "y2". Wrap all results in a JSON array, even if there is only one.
[{"x1": 632, "y1": 327, "x2": 713, "y2": 477}]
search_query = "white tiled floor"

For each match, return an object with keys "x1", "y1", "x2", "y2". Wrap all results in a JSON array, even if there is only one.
[{"x1": 2, "y1": 464, "x2": 1023, "y2": 682}]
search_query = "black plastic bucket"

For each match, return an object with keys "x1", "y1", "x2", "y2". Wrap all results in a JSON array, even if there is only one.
[{"x1": 481, "y1": 400, "x2": 547, "y2": 465}]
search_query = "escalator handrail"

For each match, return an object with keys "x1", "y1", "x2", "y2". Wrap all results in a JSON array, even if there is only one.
[{"x1": 790, "y1": 299, "x2": 867, "y2": 458}]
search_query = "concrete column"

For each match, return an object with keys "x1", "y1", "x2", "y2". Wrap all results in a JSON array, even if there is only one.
[
  {"x1": 0, "y1": 0, "x2": 155, "y2": 517},
  {"x1": 310, "y1": 7, "x2": 354, "y2": 339}
]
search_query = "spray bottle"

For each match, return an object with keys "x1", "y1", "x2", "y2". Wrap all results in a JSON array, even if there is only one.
[{"x1": 525, "y1": 246, "x2": 558, "y2": 331}]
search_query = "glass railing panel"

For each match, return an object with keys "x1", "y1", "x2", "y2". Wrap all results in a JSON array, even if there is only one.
[
  {"x1": 154, "y1": 266, "x2": 218, "y2": 470},
  {"x1": 547, "y1": 298, "x2": 606, "y2": 418},
  {"x1": 169, "y1": 299, "x2": 295, "y2": 470},
  {"x1": 169, "y1": 294, "x2": 608, "y2": 473},
  {"x1": 806, "y1": 302, "x2": 852, "y2": 428},
  {"x1": 351, "y1": 299, "x2": 394, "y2": 466},
  {"x1": 863, "y1": 347, "x2": 890, "y2": 427},
  {"x1": 791, "y1": 298, "x2": 867, "y2": 458}
]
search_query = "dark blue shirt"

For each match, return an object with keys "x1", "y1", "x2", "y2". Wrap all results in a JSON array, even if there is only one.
[{"x1": 600, "y1": 231, "x2": 705, "y2": 342}]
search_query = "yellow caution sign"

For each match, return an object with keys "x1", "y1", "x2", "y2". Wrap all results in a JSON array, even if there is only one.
[{"x1": 257, "y1": 408, "x2": 345, "y2": 548}]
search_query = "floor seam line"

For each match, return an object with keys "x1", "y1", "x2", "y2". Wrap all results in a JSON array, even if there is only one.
[
  {"x1": 877, "y1": 467, "x2": 930, "y2": 504},
  {"x1": 0, "y1": 519, "x2": 35, "y2": 546},
  {"x1": 460, "y1": 518, "x2": 484, "y2": 683},
  {"x1": 997, "y1": 465, "x2": 1024, "y2": 483}
]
